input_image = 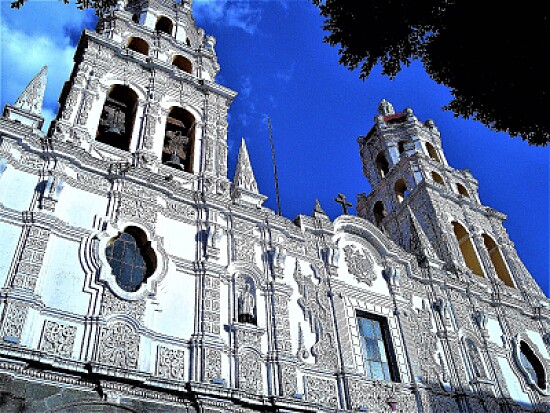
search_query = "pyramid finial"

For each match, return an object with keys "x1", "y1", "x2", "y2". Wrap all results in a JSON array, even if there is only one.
[
  {"x1": 231, "y1": 138, "x2": 267, "y2": 208},
  {"x1": 378, "y1": 98, "x2": 395, "y2": 116},
  {"x1": 313, "y1": 198, "x2": 327, "y2": 217},
  {"x1": 233, "y1": 138, "x2": 259, "y2": 193},
  {"x1": 14, "y1": 66, "x2": 48, "y2": 116}
]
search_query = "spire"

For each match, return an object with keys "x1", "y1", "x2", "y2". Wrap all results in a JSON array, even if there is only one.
[
  {"x1": 3, "y1": 66, "x2": 48, "y2": 130},
  {"x1": 14, "y1": 66, "x2": 48, "y2": 116},
  {"x1": 233, "y1": 138, "x2": 259, "y2": 193},
  {"x1": 313, "y1": 198, "x2": 327, "y2": 217},
  {"x1": 231, "y1": 138, "x2": 266, "y2": 208}
]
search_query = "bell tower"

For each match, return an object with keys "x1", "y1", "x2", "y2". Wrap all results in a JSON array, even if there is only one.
[
  {"x1": 49, "y1": 0, "x2": 236, "y2": 194},
  {"x1": 356, "y1": 100, "x2": 545, "y2": 301}
]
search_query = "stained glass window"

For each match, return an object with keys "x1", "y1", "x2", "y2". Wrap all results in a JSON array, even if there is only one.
[
  {"x1": 105, "y1": 227, "x2": 155, "y2": 292},
  {"x1": 358, "y1": 314, "x2": 396, "y2": 381}
]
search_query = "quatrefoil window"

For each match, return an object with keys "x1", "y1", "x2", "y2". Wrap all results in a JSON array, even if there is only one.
[{"x1": 105, "y1": 226, "x2": 156, "y2": 292}]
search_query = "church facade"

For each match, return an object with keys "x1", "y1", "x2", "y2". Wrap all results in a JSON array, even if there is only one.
[{"x1": 0, "y1": 0, "x2": 549, "y2": 412}]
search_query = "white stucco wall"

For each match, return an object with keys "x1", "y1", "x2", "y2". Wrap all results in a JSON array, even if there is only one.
[{"x1": 0, "y1": 222, "x2": 21, "y2": 287}]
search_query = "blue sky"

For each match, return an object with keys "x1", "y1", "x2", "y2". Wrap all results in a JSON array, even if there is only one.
[{"x1": 1, "y1": 0, "x2": 548, "y2": 294}]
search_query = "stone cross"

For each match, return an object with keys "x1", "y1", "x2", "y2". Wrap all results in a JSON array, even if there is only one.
[{"x1": 334, "y1": 193, "x2": 352, "y2": 215}]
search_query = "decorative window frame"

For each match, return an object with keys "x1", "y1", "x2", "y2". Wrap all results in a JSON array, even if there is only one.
[
  {"x1": 355, "y1": 310, "x2": 400, "y2": 382},
  {"x1": 512, "y1": 333, "x2": 550, "y2": 396},
  {"x1": 96, "y1": 221, "x2": 168, "y2": 301}
]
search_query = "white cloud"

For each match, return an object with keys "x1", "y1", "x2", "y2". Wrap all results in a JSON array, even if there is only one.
[
  {"x1": 193, "y1": 0, "x2": 263, "y2": 34},
  {"x1": 0, "y1": 21, "x2": 76, "y2": 131}
]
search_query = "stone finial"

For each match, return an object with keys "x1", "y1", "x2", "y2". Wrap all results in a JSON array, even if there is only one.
[
  {"x1": 377, "y1": 99, "x2": 395, "y2": 116},
  {"x1": 14, "y1": 66, "x2": 48, "y2": 116},
  {"x1": 231, "y1": 138, "x2": 266, "y2": 207},
  {"x1": 233, "y1": 138, "x2": 258, "y2": 193},
  {"x1": 313, "y1": 198, "x2": 327, "y2": 217}
]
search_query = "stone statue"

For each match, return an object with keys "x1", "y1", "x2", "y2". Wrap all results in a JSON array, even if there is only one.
[{"x1": 238, "y1": 284, "x2": 256, "y2": 324}]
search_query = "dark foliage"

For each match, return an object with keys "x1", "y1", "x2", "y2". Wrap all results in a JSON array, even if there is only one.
[
  {"x1": 10, "y1": 0, "x2": 117, "y2": 15},
  {"x1": 312, "y1": 0, "x2": 549, "y2": 145}
]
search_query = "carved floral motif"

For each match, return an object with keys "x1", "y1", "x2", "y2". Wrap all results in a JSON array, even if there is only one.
[
  {"x1": 157, "y1": 346, "x2": 185, "y2": 381},
  {"x1": 39, "y1": 320, "x2": 76, "y2": 357},
  {"x1": 343, "y1": 245, "x2": 376, "y2": 285},
  {"x1": 97, "y1": 322, "x2": 139, "y2": 369}
]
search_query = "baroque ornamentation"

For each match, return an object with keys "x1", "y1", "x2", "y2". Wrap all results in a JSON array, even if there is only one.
[
  {"x1": 304, "y1": 375, "x2": 338, "y2": 408},
  {"x1": 97, "y1": 322, "x2": 139, "y2": 369},
  {"x1": 39, "y1": 320, "x2": 77, "y2": 357},
  {"x1": 157, "y1": 346, "x2": 185, "y2": 381},
  {"x1": 238, "y1": 350, "x2": 263, "y2": 394},
  {"x1": 343, "y1": 245, "x2": 376, "y2": 285},
  {"x1": 100, "y1": 288, "x2": 146, "y2": 321},
  {"x1": 0, "y1": 301, "x2": 29, "y2": 342}
]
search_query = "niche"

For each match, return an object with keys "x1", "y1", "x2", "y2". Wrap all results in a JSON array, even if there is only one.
[
  {"x1": 96, "y1": 85, "x2": 138, "y2": 151},
  {"x1": 162, "y1": 107, "x2": 195, "y2": 172}
]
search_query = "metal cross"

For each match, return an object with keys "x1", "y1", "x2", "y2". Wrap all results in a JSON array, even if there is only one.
[{"x1": 334, "y1": 193, "x2": 352, "y2": 215}]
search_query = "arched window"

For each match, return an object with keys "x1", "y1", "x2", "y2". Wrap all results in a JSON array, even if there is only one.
[
  {"x1": 394, "y1": 178, "x2": 409, "y2": 203},
  {"x1": 162, "y1": 107, "x2": 195, "y2": 172},
  {"x1": 132, "y1": 13, "x2": 141, "y2": 24},
  {"x1": 172, "y1": 55, "x2": 193, "y2": 74},
  {"x1": 452, "y1": 222, "x2": 484, "y2": 277},
  {"x1": 425, "y1": 142, "x2": 441, "y2": 163},
  {"x1": 105, "y1": 226, "x2": 157, "y2": 292},
  {"x1": 397, "y1": 140, "x2": 408, "y2": 155},
  {"x1": 431, "y1": 171, "x2": 445, "y2": 186},
  {"x1": 155, "y1": 16, "x2": 174, "y2": 35},
  {"x1": 456, "y1": 183, "x2": 470, "y2": 197},
  {"x1": 127, "y1": 37, "x2": 149, "y2": 55},
  {"x1": 373, "y1": 201, "x2": 386, "y2": 226},
  {"x1": 96, "y1": 85, "x2": 138, "y2": 151},
  {"x1": 519, "y1": 340, "x2": 546, "y2": 389},
  {"x1": 483, "y1": 234, "x2": 514, "y2": 287},
  {"x1": 375, "y1": 151, "x2": 390, "y2": 178}
]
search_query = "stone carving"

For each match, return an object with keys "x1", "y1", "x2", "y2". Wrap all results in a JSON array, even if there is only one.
[
  {"x1": 100, "y1": 289, "x2": 146, "y2": 321},
  {"x1": 234, "y1": 236, "x2": 255, "y2": 262},
  {"x1": 14, "y1": 65, "x2": 48, "y2": 115},
  {"x1": 0, "y1": 302, "x2": 29, "y2": 343},
  {"x1": 238, "y1": 283, "x2": 256, "y2": 324},
  {"x1": 97, "y1": 322, "x2": 139, "y2": 369},
  {"x1": 304, "y1": 375, "x2": 338, "y2": 408},
  {"x1": 294, "y1": 262, "x2": 339, "y2": 370},
  {"x1": 202, "y1": 275, "x2": 221, "y2": 334},
  {"x1": 238, "y1": 350, "x2": 263, "y2": 394},
  {"x1": 269, "y1": 244, "x2": 287, "y2": 278},
  {"x1": 464, "y1": 337, "x2": 487, "y2": 380},
  {"x1": 203, "y1": 347, "x2": 222, "y2": 381},
  {"x1": 157, "y1": 346, "x2": 185, "y2": 381},
  {"x1": 279, "y1": 364, "x2": 298, "y2": 397},
  {"x1": 39, "y1": 320, "x2": 76, "y2": 357},
  {"x1": 348, "y1": 380, "x2": 416, "y2": 412},
  {"x1": 343, "y1": 245, "x2": 376, "y2": 285},
  {"x1": 11, "y1": 226, "x2": 50, "y2": 291}
]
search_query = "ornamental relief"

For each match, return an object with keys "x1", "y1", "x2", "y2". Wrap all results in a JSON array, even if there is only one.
[
  {"x1": 39, "y1": 320, "x2": 76, "y2": 358},
  {"x1": 97, "y1": 322, "x2": 139, "y2": 369},
  {"x1": 347, "y1": 380, "x2": 416, "y2": 412},
  {"x1": 293, "y1": 262, "x2": 338, "y2": 370},
  {"x1": 343, "y1": 244, "x2": 376, "y2": 285},
  {"x1": 304, "y1": 375, "x2": 338, "y2": 408},
  {"x1": 238, "y1": 349, "x2": 263, "y2": 394},
  {"x1": 156, "y1": 346, "x2": 185, "y2": 381}
]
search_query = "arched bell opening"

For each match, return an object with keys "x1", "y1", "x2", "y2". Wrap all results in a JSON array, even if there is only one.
[
  {"x1": 452, "y1": 221, "x2": 484, "y2": 277},
  {"x1": 457, "y1": 183, "x2": 470, "y2": 197},
  {"x1": 483, "y1": 234, "x2": 515, "y2": 287},
  {"x1": 172, "y1": 55, "x2": 193, "y2": 74},
  {"x1": 155, "y1": 16, "x2": 174, "y2": 35},
  {"x1": 375, "y1": 151, "x2": 390, "y2": 178},
  {"x1": 425, "y1": 142, "x2": 441, "y2": 163},
  {"x1": 394, "y1": 178, "x2": 409, "y2": 203},
  {"x1": 431, "y1": 171, "x2": 445, "y2": 186},
  {"x1": 162, "y1": 107, "x2": 195, "y2": 173},
  {"x1": 127, "y1": 36, "x2": 149, "y2": 55},
  {"x1": 373, "y1": 201, "x2": 386, "y2": 226},
  {"x1": 96, "y1": 85, "x2": 138, "y2": 151}
]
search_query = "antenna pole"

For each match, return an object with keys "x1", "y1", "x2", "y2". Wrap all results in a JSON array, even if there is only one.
[{"x1": 268, "y1": 117, "x2": 282, "y2": 216}]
